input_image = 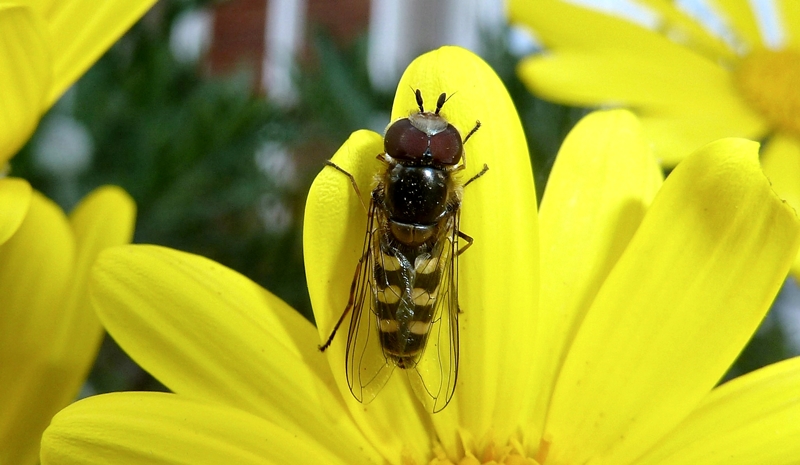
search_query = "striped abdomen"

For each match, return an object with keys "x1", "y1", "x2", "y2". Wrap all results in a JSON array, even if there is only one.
[{"x1": 374, "y1": 244, "x2": 442, "y2": 369}]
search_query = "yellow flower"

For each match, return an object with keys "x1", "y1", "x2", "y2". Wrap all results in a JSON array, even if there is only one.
[
  {"x1": 510, "y1": 0, "x2": 800, "y2": 276},
  {"x1": 1, "y1": 185, "x2": 136, "y2": 465},
  {"x1": 41, "y1": 47, "x2": 800, "y2": 464},
  {"x1": 1, "y1": 2, "x2": 152, "y2": 462}
]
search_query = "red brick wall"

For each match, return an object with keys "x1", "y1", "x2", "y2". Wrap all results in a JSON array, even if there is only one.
[{"x1": 207, "y1": 0, "x2": 370, "y2": 91}]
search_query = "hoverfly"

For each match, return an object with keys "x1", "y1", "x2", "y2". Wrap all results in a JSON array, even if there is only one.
[{"x1": 320, "y1": 89, "x2": 487, "y2": 413}]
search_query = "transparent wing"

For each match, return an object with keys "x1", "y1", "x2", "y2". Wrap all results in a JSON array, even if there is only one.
[
  {"x1": 345, "y1": 202, "x2": 395, "y2": 403},
  {"x1": 406, "y1": 214, "x2": 460, "y2": 413}
]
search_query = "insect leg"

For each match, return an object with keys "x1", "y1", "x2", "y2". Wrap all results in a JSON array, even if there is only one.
[
  {"x1": 325, "y1": 160, "x2": 369, "y2": 213},
  {"x1": 319, "y1": 252, "x2": 367, "y2": 352},
  {"x1": 455, "y1": 230, "x2": 474, "y2": 256},
  {"x1": 456, "y1": 121, "x2": 482, "y2": 175},
  {"x1": 464, "y1": 164, "x2": 489, "y2": 187},
  {"x1": 463, "y1": 120, "x2": 481, "y2": 145}
]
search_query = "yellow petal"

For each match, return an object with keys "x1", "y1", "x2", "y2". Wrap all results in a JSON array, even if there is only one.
[
  {"x1": 55, "y1": 186, "x2": 136, "y2": 360},
  {"x1": 711, "y1": 0, "x2": 765, "y2": 50},
  {"x1": 529, "y1": 110, "x2": 662, "y2": 438},
  {"x1": 396, "y1": 45, "x2": 539, "y2": 449},
  {"x1": 516, "y1": 49, "x2": 768, "y2": 167},
  {"x1": 640, "y1": 109, "x2": 768, "y2": 166},
  {"x1": 0, "y1": 191, "x2": 75, "y2": 465},
  {"x1": 90, "y1": 245, "x2": 381, "y2": 464},
  {"x1": 633, "y1": 356, "x2": 800, "y2": 465},
  {"x1": 761, "y1": 133, "x2": 800, "y2": 279},
  {"x1": 543, "y1": 139, "x2": 800, "y2": 465},
  {"x1": 509, "y1": 0, "x2": 737, "y2": 61},
  {"x1": 0, "y1": 4, "x2": 51, "y2": 164},
  {"x1": 305, "y1": 46, "x2": 539, "y2": 456},
  {"x1": 0, "y1": 177, "x2": 32, "y2": 245},
  {"x1": 27, "y1": 0, "x2": 158, "y2": 107},
  {"x1": 776, "y1": 0, "x2": 800, "y2": 48},
  {"x1": 517, "y1": 49, "x2": 743, "y2": 114},
  {"x1": 304, "y1": 130, "x2": 431, "y2": 462},
  {"x1": 41, "y1": 392, "x2": 354, "y2": 465},
  {"x1": 635, "y1": 0, "x2": 739, "y2": 60}
]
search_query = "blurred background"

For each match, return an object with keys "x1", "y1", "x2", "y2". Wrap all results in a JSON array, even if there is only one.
[{"x1": 10, "y1": 0, "x2": 799, "y2": 394}]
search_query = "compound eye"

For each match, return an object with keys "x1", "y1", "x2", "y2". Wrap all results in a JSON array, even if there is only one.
[
  {"x1": 428, "y1": 124, "x2": 463, "y2": 165},
  {"x1": 384, "y1": 118, "x2": 428, "y2": 161}
]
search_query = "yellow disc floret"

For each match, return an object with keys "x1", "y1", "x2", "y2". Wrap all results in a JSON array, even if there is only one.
[
  {"x1": 424, "y1": 435, "x2": 541, "y2": 465},
  {"x1": 735, "y1": 48, "x2": 800, "y2": 137}
]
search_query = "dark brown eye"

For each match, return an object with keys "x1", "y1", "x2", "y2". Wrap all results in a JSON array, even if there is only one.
[
  {"x1": 428, "y1": 124, "x2": 462, "y2": 165},
  {"x1": 384, "y1": 118, "x2": 428, "y2": 161}
]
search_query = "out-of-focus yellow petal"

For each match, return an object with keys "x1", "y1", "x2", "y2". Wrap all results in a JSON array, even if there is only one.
[
  {"x1": 635, "y1": 0, "x2": 740, "y2": 59},
  {"x1": 517, "y1": 49, "x2": 741, "y2": 114},
  {"x1": 0, "y1": 178, "x2": 32, "y2": 245},
  {"x1": 761, "y1": 133, "x2": 800, "y2": 278},
  {"x1": 528, "y1": 110, "x2": 662, "y2": 439},
  {"x1": 0, "y1": 186, "x2": 135, "y2": 465},
  {"x1": 711, "y1": 0, "x2": 765, "y2": 50},
  {"x1": 26, "y1": 0, "x2": 157, "y2": 107},
  {"x1": 509, "y1": 0, "x2": 737, "y2": 61},
  {"x1": 305, "y1": 130, "x2": 430, "y2": 463},
  {"x1": 776, "y1": 1, "x2": 800, "y2": 52},
  {"x1": 41, "y1": 392, "x2": 353, "y2": 465},
  {"x1": 640, "y1": 110, "x2": 768, "y2": 166},
  {"x1": 90, "y1": 245, "x2": 382, "y2": 464},
  {"x1": 633, "y1": 357, "x2": 800, "y2": 465},
  {"x1": 0, "y1": 191, "x2": 74, "y2": 465},
  {"x1": 543, "y1": 139, "x2": 800, "y2": 465},
  {"x1": 396, "y1": 45, "x2": 538, "y2": 451},
  {"x1": 0, "y1": 4, "x2": 51, "y2": 164},
  {"x1": 55, "y1": 186, "x2": 136, "y2": 364}
]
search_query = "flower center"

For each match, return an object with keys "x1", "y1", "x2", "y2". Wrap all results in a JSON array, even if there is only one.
[
  {"x1": 426, "y1": 438, "x2": 541, "y2": 465},
  {"x1": 734, "y1": 48, "x2": 800, "y2": 137}
]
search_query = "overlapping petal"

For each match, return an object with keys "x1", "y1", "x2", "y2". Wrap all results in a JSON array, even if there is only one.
[
  {"x1": 542, "y1": 138, "x2": 800, "y2": 465},
  {"x1": 0, "y1": 177, "x2": 32, "y2": 244},
  {"x1": 90, "y1": 245, "x2": 382, "y2": 464},
  {"x1": 633, "y1": 356, "x2": 800, "y2": 465},
  {"x1": 304, "y1": 130, "x2": 432, "y2": 463},
  {"x1": 1, "y1": 191, "x2": 74, "y2": 465},
  {"x1": 639, "y1": 110, "x2": 768, "y2": 166},
  {"x1": 528, "y1": 110, "x2": 662, "y2": 435},
  {"x1": 761, "y1": 133, "x2": 800, "y2": 276},
  {"x1": 0, "y1": 186, "x2": 135, "y2": 465},
  {"x1": 41, "y1": 392, "x2": 350, "y2": 465}
]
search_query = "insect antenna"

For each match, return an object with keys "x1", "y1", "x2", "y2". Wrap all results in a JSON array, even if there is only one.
[
  {"x1": 415, "y1": 89, "x2": 425, "y2": 112},
  {"x1": 435, "y1": 93, "x2": 447, "y2": 114}
]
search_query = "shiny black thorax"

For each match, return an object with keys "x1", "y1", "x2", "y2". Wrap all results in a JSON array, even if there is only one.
[{"x1": 373, "y1": 162, "x2": 459, "y2": 250}]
